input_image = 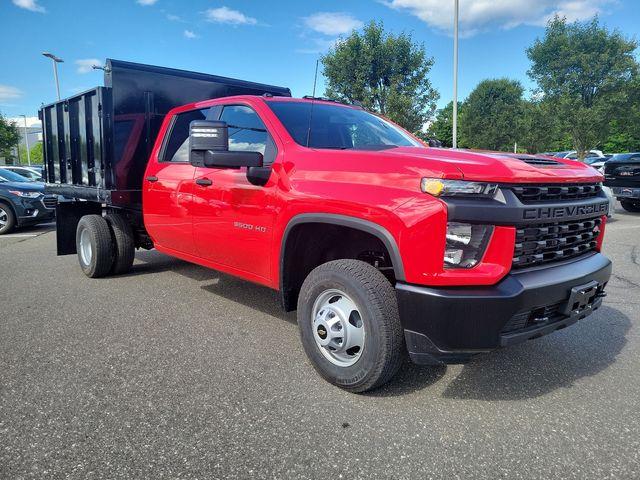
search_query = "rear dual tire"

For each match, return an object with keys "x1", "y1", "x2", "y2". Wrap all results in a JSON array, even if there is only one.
[
  {"x1": 76, "y1": 213, "x2": 135, "y2": 278},
  {"x1": 297, "y1": 259, "x2": 404, "y2": 393}
]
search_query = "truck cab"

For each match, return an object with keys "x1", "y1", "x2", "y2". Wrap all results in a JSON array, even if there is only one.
[{"x1": 42, "y1": 60, "x2": 612, "y2": 392}]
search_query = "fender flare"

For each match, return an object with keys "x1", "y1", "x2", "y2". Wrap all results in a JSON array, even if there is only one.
[
  {"x1": 279, "y1": 213, "x2": 406, "y2": 287},
  {"x1": 0, "y1": 195, "x2": 17, "y2": 219}
]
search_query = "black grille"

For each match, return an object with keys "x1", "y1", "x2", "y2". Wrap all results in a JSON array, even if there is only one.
[
  {"x1": 512, "y1": 217, "x2": 602, "y2": 269},
  {"x1": 502, "y1": 302, "x2": 564, "y2": 333},
  {"x1": 510, "y1": 183, "x2": 601, "y2": 203},
  {"x1": 42, "y1": 196, "x2": 57, "y2": 209}
]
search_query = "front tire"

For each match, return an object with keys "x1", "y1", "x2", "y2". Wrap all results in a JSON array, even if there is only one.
[
  {"x1": 76, "y1": 215, "x2": 114, "y2": 278},
  {"x1": 297, "y1": 259, "x2": 404, "y2": 393},
  {"x1": 621, "y1": 200, "x2": 640, "y2": 213},
  {"x1": 0, "y1": 202, "x2": 16, "y2": 235}
]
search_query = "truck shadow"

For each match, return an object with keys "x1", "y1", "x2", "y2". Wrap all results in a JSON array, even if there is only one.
[
  {"x1": 131, "y1": 249, "x2": 297, "y2": 323},
  {"x1": 439, "y1": 306, "x2": 630, "y2": 401},
  {"x1": 126, "y1": 251, "x2": 631, "y2": 400}
]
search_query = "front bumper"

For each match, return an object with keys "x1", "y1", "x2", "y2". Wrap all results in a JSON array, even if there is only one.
[
  {"x1": 611, "y1": 186, "x2": 640, "y2": 200},
  {"x1": 16, "y1": 195, "x2": 57, "y2": 226},
  {"x1": 397, "y1": 253, "x2": 612, "y2": 365}
]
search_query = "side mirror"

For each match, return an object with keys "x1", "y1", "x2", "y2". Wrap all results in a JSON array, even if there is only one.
[{"x1": 189, "y1": 120, "x2": 263, "y2": 169}]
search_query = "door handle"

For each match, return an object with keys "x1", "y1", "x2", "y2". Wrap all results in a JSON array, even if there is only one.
[
  {"x1": 146, "y1": 176, "x2": 158, "y2": 183},
  {"x1": 195, "y1": 178, "x2": 213, "y2": 187}
]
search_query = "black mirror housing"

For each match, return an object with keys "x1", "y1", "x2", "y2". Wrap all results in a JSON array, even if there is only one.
[
  {"x1": 203, "y1": 151, "x2": 263, "y2": 169},
  {"x1": 190, "y1": 119, "x2": 228, "y2": 167},
  {"x1": 189, "y1": 119, "x2": 264, "y2": 169},
  {"x1": 190, "y1": 120, "x2": 228, "y2": 152}
]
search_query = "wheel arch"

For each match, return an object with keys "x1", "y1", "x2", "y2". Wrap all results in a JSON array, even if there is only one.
[
  {"x1": 279, "y1": 213, "x2": 405, "y2": 311},
  {"x1": 0, "y1": 196, "x2": 17, "y2": 229},
  {"x1": 0, "y1": 195, "x2": 17, "y2": 216}
]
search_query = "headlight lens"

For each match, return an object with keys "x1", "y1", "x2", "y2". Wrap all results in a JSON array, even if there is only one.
[
  {"x1": 444, "y1": 222, "x2": 493, "y2": 268},
  {"x1": 8, "y1": 190, "x2": 42, "y2": 199},
  {"x1": 421, "y1": 178, "x2": 498, "y2": 198}
]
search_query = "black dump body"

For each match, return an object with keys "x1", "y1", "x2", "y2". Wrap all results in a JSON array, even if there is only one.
[{"x1": 40, "y1": 59, "x2": 291, "y2": 209}]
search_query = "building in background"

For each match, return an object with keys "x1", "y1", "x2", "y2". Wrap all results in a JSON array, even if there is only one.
[{"x1": 0, "y1": 117, "x2": 42, "y2": 166}]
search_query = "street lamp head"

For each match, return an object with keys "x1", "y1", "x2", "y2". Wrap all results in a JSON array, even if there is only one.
[{"x1": 42, "y1": 52, "x2": 64, "y2": 63}]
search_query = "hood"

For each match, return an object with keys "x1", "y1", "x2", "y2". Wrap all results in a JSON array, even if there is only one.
[
  {"x1": 387, "y1": 147, "x2": 603, "y2": 184},
  {"x1": 0, "y1": 181, "x2": 45, "y2": 192}
]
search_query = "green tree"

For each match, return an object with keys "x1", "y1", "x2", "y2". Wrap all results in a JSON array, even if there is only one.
[
  {"x1": 519, "y1": 99, "x2": 566, "y2": 153},
  {"x1": 0, "y1": 113, "x2": 20, "y2": 161},
  {"x1": 19, "y1": 142, "x2": 44, "y2": 165},
  {"x1": 428, "y1": 101, "x2": 467, "y2": 148},
  {"x1": 604, "y1": 77, "x2": 640, "y2": 152},
  {"x1": 462, "y1": 78, "x2": 525, "y2": 151},
  {"x1": 321, "y1": 21, "x2": 439, "y2": 133},
  {"x1": 527, "y1": 16, "x2": 638, "y2": 159}
]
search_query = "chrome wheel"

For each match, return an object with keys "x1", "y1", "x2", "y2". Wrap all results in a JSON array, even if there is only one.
[
  {"x1": 0, "y1": 207, "x2": 7, "y2": 228},
  {"x1": 79, "y1": 227, "x2": 93, "y2": 266},
  {"x1": 311, "y1": 289, "x2": 365, "y2": 367}
]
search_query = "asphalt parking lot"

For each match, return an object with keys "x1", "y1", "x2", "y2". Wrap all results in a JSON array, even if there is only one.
[{"x1": 1, "y1": 208, "x2": 639, "y2": 480}]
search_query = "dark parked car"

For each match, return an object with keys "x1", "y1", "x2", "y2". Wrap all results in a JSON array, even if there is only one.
[
  {"x1": 604, "y1": 153, "x2": 640, "y2": 212},
  {"x1": 0, "y1": 168, "x2": 57, "y2": 234}
]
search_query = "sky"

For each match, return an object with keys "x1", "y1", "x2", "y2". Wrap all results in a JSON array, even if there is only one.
[{"x1": 1, "y1": 0, "x2": 639, "y2": 126}]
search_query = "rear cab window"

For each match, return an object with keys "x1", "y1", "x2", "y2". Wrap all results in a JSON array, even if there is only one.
[{"x1": 162, "y1": 108, "x2": 210, "y2": 163}]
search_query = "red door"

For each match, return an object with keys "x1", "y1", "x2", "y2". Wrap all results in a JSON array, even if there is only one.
[
  {"x1": 143, "y1": 108, "x2": 209, "y2": 254},
  {"x1": 143, "y1": 162, "x2": 195, "y2": 254},
  {"x1": 191, "y1": 104, "x2": 278, "y2": 283}
]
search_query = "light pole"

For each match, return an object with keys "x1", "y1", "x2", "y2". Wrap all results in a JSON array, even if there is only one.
[
  {"x1": 452, "y1": 0, "x2": 459, "y2": 149},
  {"x1": 19, "y1": 115, "x2": 31, "y2": 166},
  {"x1": 42, "y1": 52, "x2": 64, "y2": 101}
]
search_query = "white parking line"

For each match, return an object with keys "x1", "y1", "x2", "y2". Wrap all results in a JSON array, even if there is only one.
[{"x1": 0, "y1": 234, "x2": 39, "y2": 238}]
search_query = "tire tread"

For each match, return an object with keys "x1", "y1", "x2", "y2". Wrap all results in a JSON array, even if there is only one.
[
  {"x1": 105, "y1": 213, "x2": 136, "y2": 275},
  {"x1": 76, "y1": 215, "x2": 113, "y2": 278},
  {"x1": 298, "y1": 259, "x2": 404, "y2": 392}
]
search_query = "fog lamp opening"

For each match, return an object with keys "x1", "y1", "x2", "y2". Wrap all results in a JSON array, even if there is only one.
[{"x1": 443, "y1": 222, "x2": 493, "y2": 269}]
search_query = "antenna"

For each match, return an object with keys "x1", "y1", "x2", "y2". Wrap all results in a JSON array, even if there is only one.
[
  {"x1": 311, "y1": 58, "x2": 319, "y2": 98},
  {"x1": 306, "y1": 59, "x2": 320, "y2": 147}
]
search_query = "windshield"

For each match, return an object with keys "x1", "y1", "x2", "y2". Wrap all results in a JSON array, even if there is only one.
[
  {"x1": 267, "y1": 101, "x2": 421, "y2": 150},
  {"x1": 584, "y1": 157, "x2": 605, "y2": 165},
  {"x1": 0, "y1": 168, "x2": 34, "y2": 182},
  {"x1": 611, "y1": 153, "x2": 640, "y2": 163}
]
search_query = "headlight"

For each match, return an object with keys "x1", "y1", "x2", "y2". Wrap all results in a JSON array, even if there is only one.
[
  {"x1": 421, "y1": 178, "x2": 498, "y2": 198},
  {"x1": 8, "y1": 190, "x2": 42, "y2": 199},
  {"x1": 444, "y1": 222, "x2": 493, "y2": 269}
]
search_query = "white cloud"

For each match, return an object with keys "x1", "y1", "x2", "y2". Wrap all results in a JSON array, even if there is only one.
[
  {"x1": 296, "y1": 37, "x2": 342, "y2": 54},
  {"x1": 8, "y1": 116, "x2": 40, "y2": 128},
  {"x1": 166, "y1": 13, "x2": 181, "y2": 21},
  {"x1": 0, "y1": 85, "x2": 23, "y2": 103},
  {"x1": 184, "y1": 30, "x2": 198, "y2": 39},
  {"x1": 12, "y1": 0, "x2": 45, "y2": 13},
  {"x1": 204, "y1": 6, "x2": 257, "y2": 26},
  {"x1": 136, "y1": 0, "x2": 158, "y2": 5},
  {"x1": 383, "y1": 0, "x2": 616, "y2": 37},
  {"x1": 75, "y1": 59, "x2": 103, "y2": 74},
  {"x1": 303, "y1": 12, "x2": 363, "y2": 36}
]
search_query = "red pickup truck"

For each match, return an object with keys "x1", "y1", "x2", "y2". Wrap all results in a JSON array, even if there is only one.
[{"x1": 42, "y1": 60, "x2": 611, "y2": 392}]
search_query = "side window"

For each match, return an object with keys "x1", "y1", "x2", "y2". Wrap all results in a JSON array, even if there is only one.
[
  {"x1": 220, "y1": 105, "x2": 275, "y2": 164},
  {"x1": 163, "y1": 108, "x2": 209, "y2": 162}
]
